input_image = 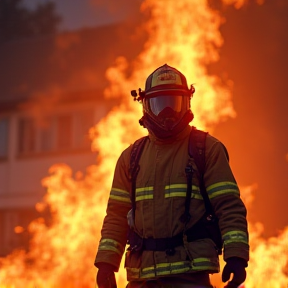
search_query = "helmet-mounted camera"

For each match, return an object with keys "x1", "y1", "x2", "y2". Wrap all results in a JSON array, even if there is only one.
[{"x1": 131, "y1": 88, "x2": 145, "y2": 102}]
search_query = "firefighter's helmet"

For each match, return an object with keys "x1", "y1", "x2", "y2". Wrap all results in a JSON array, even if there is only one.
[{"x1": 132, "y1": 64, "x2": 195, "y2": 138}]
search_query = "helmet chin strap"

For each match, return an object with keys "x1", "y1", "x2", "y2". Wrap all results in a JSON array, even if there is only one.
[{"x1": 139, "y1": 110, "x2": 194, "y2": 139}]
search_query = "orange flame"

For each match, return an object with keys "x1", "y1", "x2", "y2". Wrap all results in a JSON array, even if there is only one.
[
  {"x1": 14, "y1": 226, "x2": 24, "y2": 234},
  {"x1": 0, "y1": 1, "x2": 287, "y2": 288}
]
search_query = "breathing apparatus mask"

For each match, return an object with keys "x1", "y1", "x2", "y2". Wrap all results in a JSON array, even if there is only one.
[{"x1": 131, "y1": 64, "x2": 195, "y2": 139}]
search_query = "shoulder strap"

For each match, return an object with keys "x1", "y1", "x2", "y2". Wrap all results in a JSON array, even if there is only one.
[
  {"x1": 188, "y1": 127, "x2": 215, "y2": 218},
  {"x1": 188, "y1": 127, "x2": 207, "y2": 177},
  {"x1": 130, "y1": 136, "x2": 148, "y2": 215}
]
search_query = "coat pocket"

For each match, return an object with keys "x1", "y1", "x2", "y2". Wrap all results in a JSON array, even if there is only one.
[
  {"x1": 187, "y1": 238, "x2": 219, "y2": 271},
  {"x1": 124, "y1": 250, "x2": 142, "y2": 269}
]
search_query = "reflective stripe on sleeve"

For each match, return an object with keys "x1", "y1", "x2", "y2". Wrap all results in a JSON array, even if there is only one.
[
  {"x1": 98, "y1": 238, "x2": 124, "y2": 256},
  {"x1": 110, "y1": 188, "x2": 131, "y2": 203},
  {"x1": 207, "y1": 181, "x2": 240, "y2": 199},
  {"x1": 222, "y1": 230, "x2": 249, "y2": 245}
]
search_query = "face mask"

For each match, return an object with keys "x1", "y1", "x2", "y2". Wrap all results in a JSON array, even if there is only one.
[{"x1": 149, "y1": 95, "x2": 183, "y2": 116}]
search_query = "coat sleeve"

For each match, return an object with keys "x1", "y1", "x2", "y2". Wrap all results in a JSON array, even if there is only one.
[
  {"x1": 204, "y1": 135, "x2": 249, "y2": 262},
  {"x1": 94, "y1": 147, "x2": 132, "y2": 271}
]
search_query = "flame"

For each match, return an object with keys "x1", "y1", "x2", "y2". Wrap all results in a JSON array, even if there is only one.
[
  {"x1": 0, "y1": 0, "x2": 287, "y2": 288},
  {"x1": 210, "y1": 185, "x2": 288, "y2": 288},
  {"x1": 14, "y1": 226, "x2": 24, "y2": 234}
]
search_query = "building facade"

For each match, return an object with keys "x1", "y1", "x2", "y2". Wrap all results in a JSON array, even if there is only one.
[{"x1": 0, "y1": 22, "x2": 140, "y2": 256}]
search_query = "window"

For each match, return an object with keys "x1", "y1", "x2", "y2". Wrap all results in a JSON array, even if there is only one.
[
  {"x1": 56, "y1": 114, "x2": 72, "y2": 149},
  {"x1": 17, "y1": 109, "x2": 94, "y2": 156},
  {"x1": 73, "y1": 109, "x2": 94, "y2": 149},
  {"x1": 1, "y1": 211, "x2": 19, "y2": 255},
  {"x1": 0, "y1": 118, "x2": 9, "y2": 159},
  {"x1": 40, "y1": 117, "x2": 55, "y2": 152},
  {"x1": 18, "y1": 118, "x2": 36, "y2": 154}
]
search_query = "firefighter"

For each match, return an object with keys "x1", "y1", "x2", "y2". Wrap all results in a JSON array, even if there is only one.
[{"x1": 95, "y1": 64, "x2": 249, "y2": 288}]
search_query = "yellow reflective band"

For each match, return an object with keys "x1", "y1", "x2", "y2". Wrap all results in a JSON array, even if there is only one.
[
  {"x1": 135, "y1": 186, "x2": 154, "y2": 201},
  {"x1": 165, "y1": 183, "x2": 187, "y2": 190},
  {"x1": 165, "y1": 183, "x2": 186, "y2": 197},
  {"x1": 164, "y1": 184, "x2": 202, "y2": 199},
  {"x1": 136, "y1": 186, "x2": 154, "y2": 192},
  {"x1": 207, "y1": 181, "x2": 239, "y2": 199},
  {"x1": 157, "y1": 261, "x2": 191, "y2": 275},
  {"x1": 126, "y1": 258, "x2": 219, "y2": 279},
  {"x1": 192, "y1": 257, "x2": 219, "y2": 271},
  {"x1": 98, "y1": 238, "x2": 124, "y2": 256},
  {"x1": 110, "y1": 195, "x2": 131, "y2": 203},
  {"x1": 140, "y1": 261, "x2": 191, "y2": 278},
  {"x1": 223, "y1": 230, "x2": 249, "y2": 245},
  {"x1": 110, "y1": 188, "x2": 131, "y2": 203}
]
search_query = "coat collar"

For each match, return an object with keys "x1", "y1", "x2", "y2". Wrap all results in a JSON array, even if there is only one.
[{"x1": 148, "y1": 125, "x2": 191, "y2": 145}]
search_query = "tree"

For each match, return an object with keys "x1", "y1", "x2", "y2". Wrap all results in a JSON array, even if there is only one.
[{"x1": 0, "y1": 0, "x2": 62, "y2": 44}]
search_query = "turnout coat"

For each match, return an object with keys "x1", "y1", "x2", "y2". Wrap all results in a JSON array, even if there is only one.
[{"x1": 95, "y1": 125, "x2": 249, "y2": 281}]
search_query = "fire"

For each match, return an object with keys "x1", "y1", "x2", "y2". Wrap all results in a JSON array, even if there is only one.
[
  {"x1": 0, "y1": 0, "x2": 287, "y2": 288},
  {"x1": 210, "y1": 185, "x2": 288, "y2": 287},
  {"x1": 14, "y1": 226, "x2": 24, "y2": 234}
]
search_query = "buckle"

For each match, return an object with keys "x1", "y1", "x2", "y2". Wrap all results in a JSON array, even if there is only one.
[{"x1": 165, "y1": 248, "x2": 175, "y2": 256}]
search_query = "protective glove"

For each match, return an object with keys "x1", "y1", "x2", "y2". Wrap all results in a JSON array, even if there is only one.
[
  {"x1": 96, "y1": 262, "x2": 117, "y2": 288},
  {"x1": 222, "y1": 257, "x2": 247, "y2": 288}
]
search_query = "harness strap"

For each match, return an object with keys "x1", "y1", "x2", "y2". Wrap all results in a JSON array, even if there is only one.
[
  {"x1": 188, "y1": 127, "x2": 225, "y2": 254},
  {"x1": 180, "y1": 163, "x2": 193, "y2": 223},
  {"x1": 180, "y1": 127, "x2": 208, "y2": 223},
  {"x1": 129, "y1": 136, "x2": 148, "y2": 217},
  {"x1": 188, "y1": 127, "x2": 214, "y2": 217}
]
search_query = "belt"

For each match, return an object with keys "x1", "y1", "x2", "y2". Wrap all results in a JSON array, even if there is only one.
[
  {"x1": 128, "y1": 222, "x2": 211, "y2": 253},
  {"x1": 142, "y1": 233, "x2": 183, "y2": 251}
]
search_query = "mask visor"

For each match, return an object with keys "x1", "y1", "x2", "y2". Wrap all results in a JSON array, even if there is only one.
[{"x1": 149, "y1": 95, "x2": 182, "y2": 116}]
